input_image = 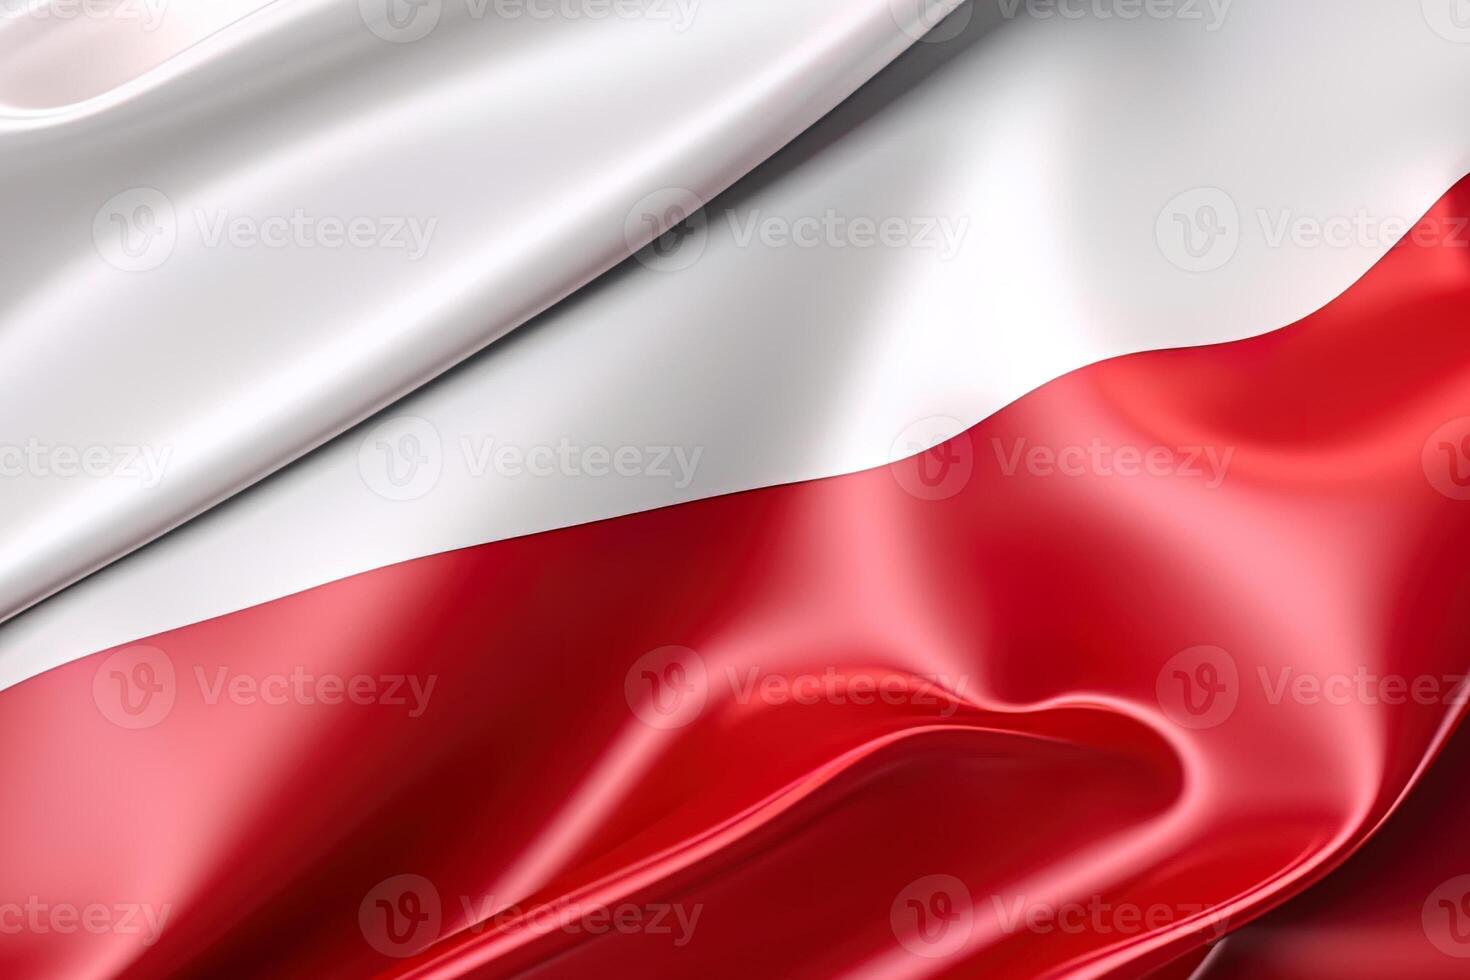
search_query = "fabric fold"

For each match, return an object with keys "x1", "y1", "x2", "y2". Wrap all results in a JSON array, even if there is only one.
[{"x1": 2, "y1": 173, "x2": 1467, "y2": 978}]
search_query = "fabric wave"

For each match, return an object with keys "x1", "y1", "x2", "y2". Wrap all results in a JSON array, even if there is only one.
[
  {"x1": 2, "y1": 175, "x2": 1467, "y2": 978},
  {"x1": 0, "y1": 0, "x2": 946, "y2": 624},
  {"x1": 6, "y1": 0, "x2": 1470, "y2": 691},
  {"x1": 1197, "y1": 702, "x2": 1470, "y2": 979}
]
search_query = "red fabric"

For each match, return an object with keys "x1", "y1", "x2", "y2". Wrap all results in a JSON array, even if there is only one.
[
  {"x1": 2, "y1": 176, "x2": 1469, "y2": 979},
  {"x1": 1193, "y1": 680, "x2": 1470, "y2": 979}
]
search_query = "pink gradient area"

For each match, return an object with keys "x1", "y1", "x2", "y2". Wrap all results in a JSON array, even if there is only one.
[{"x1": 0, "y1": 0, "x2": 276, "y2": 110}]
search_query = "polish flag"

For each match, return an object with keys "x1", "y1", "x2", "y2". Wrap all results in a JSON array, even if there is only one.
[{"x1": 2, "y1": 2, "x2": 1470, "y2": 978}]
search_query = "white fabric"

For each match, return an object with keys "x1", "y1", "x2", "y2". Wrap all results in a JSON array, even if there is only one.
[{"x1": 0, "y1": 0, "x2": 945, "y2": 623}]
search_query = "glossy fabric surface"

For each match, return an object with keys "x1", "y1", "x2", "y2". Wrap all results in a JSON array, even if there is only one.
[
  {"x1": 6, "y1": 0, "x2": 1470, "y2": 690},
  {"x1": 2, "y1": 178, "x2": 1468, "y2": 978}
]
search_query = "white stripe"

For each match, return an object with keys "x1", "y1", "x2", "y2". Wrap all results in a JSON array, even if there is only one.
[
  {"x1": 0, "y1": 0, "x2": 933, "y2": 624},
  {"x1": 3, "y1": 0, "x2": 1470, "y2": 689}
]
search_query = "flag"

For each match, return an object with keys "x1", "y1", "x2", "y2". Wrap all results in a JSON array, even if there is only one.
[{"x1": 2, "y1": 1, "x2": 1470, "y2": 976}]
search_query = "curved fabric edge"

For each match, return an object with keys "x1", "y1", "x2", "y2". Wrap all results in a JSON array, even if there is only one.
[
  {"x1": 0, "y1": 171, "x2": 1467, "y2": 978},
  {"x1": 6, "y1": 0, "x2": 1470, "y2": 692},
  {"x1": 0, "y1": 0, "x2": 947, "y2": 624}
]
